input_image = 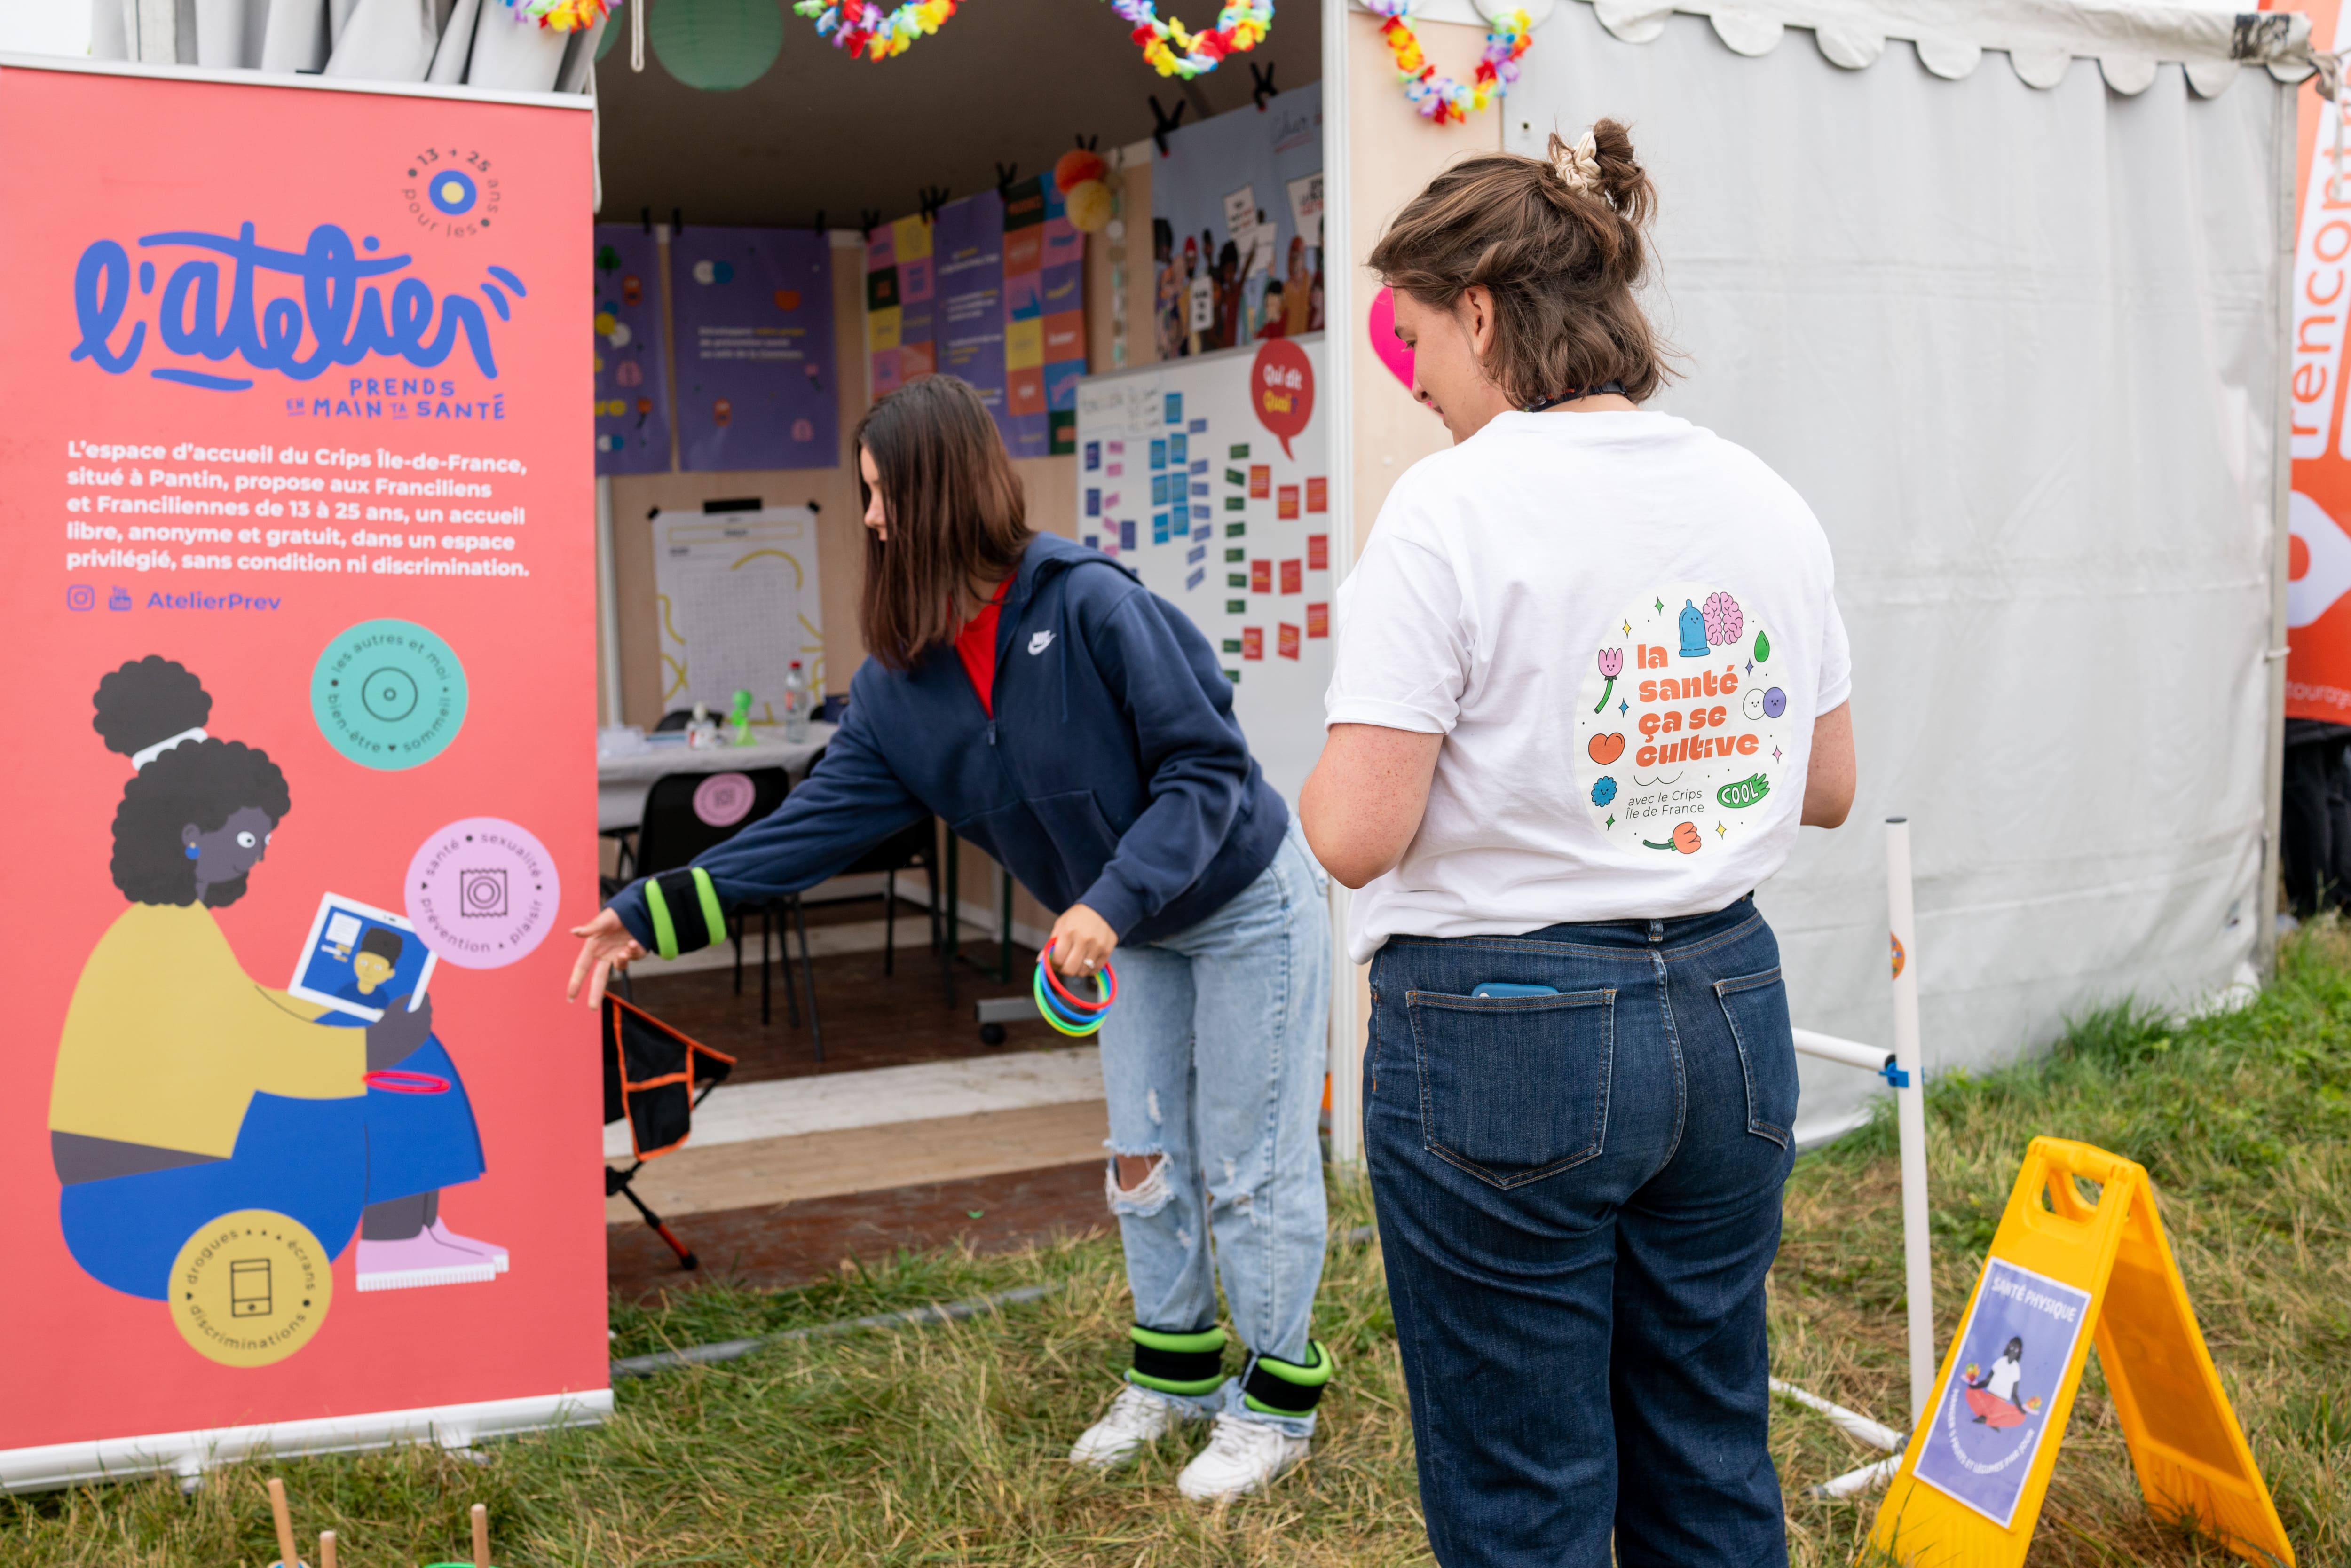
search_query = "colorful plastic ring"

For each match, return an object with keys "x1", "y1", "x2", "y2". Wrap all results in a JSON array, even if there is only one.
[
  {"x1": 1036, "y1": 973, "x2": 1104, "y2": 1029},
  {"x1": 363, "y1": 1069, "x2": 452, "y2": 1095},
  {"x1": 1038, "y1": 938, "x2": 1118, "y2": 1011},
  {"x1": 1033, "y1": 968, "x2": 1102, "y2": 1036}
]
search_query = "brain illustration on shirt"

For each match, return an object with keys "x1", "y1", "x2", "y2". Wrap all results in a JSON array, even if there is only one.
[{"x1": 1577, "y1": 585, "x2": 1791, "y2": 853}]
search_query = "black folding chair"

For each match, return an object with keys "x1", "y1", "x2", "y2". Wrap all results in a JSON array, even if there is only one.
[
  {"x1": 602, "y1": 712, "x2": 703, "y2": 878},
  {"x1": 804, "y1": 745, "x2": 953, "y2": 1006},
  {"x1": 602, "y1": 993, "x2": 735, "y2": 1271},
  {"x1": 602, "y1": 766, "x2": 824, "y2": 1057}
]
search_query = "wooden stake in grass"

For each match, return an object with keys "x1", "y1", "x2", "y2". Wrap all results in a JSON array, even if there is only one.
[
  {"x1": 319, "y1": 1530, "x2": 338, "y2": 1568},
  {"x1": 471, "y1": 1501, "x2": 490, "y2": 1568},
  {"x1": 266, "y1": 1478, "x2": 299, "y2": 1568}
]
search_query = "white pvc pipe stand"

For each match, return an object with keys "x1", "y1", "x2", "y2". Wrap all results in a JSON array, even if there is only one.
[
  {"x1": 1776, "y1": 819, "x2": 1935, "y2": 1498},
  {"x1": 1886, "y1": 816, "x2": 1934, "y2": 1426}
]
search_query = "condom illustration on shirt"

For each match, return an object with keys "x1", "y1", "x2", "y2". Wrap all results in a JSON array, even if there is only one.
[{"x1": 1577, "y1": 585, "x2": 1791, "y2": 850}]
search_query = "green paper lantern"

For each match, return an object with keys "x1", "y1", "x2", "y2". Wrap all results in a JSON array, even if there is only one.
[
  {"x1": 597, "y1": 9, "x2": 621, "y2": 58},
  {"x1": 650, "y1": 0, "x2": 784, "y2": 90}
]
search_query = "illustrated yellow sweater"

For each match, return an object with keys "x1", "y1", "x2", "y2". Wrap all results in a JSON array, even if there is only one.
[{"x1": 49, "y1": 903, "x2": 365, "y2": 1159}]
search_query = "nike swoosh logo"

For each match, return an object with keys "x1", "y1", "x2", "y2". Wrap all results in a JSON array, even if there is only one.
[{"x1": 1029, "y1": 630, "x2": 1055, "y2": 655}]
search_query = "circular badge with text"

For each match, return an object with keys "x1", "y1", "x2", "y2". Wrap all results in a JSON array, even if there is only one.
[
  {"x1": 311, "y1": 620, "x2": 468, "y2": 770},
  {"x1": 693, "y1": 772, "x2": 757, "y2": 827},
  {"x1": 168, "y1": 1209, "x2": 334, "y2": 1368},
  {"x1": 406, "y1": 817, "x2": 561, "y2": 969},
  {"x1": 1577, "y1": 584, "x2": 1792, "y2": 855}
]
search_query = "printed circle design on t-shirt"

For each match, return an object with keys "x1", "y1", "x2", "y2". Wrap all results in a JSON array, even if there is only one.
[
  {"x1": 1578, "y1": 584, "x2": 1791, "y2": 852},
  {"x1": 693, "y1": 771, "x2": 757, "y2": 827},
  {"x1": 311, "y1": 620, "x2": 467, "y2": 769},
  {"x1": 167, "y1": 1209, "x2": 333, "y2": 1367},
  {"x1": 406, "y1": 817, "x2": 561, "y2": 969},
  {"x1": 428, "y1": 169, "x2": 478, "y2": 216}
]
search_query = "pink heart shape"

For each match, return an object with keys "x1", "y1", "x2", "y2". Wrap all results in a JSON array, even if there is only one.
[{"x1": 1367, "y1": 286, "x2": 1416, "y2": 391}]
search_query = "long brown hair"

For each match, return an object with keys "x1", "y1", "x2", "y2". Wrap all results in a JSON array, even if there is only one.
[
  {"x1": 854, "y1": 375, "x2": 1032, "y2": 670},
  {"x1": 1366, "y1": 119, "x2": 1672, "y2": 405}
]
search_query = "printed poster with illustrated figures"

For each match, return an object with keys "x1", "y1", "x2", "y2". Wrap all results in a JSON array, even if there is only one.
[
  {"x1": 669, "y1": 228, "x2": 837, "y2": 473},
  {"x1": 0, "y1": 63, "x2": 607, "y2": 1477},
  {"x1": 591, "y1": 223, "x2": 671, "y2": 476},
  {"x1": 1911, "y1": 1259, "x2": 2091, "y2": 1526},
  {"x1": 1576, "y1": 587, "x2": 1792, "y2": 855}
]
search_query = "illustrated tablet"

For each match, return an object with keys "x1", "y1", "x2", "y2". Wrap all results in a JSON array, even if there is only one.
[{"x1": 288, "y1": 892, "x2": 438, "y2": 1022}]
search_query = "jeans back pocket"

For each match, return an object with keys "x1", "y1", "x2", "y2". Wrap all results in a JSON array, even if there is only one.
[
  {"x1": 1406, "y1": 988, "x2": 1615, "y2": 1189},
  {"x1": 1714, "y1": 967, "x2": 1796, "y2": 1148}
]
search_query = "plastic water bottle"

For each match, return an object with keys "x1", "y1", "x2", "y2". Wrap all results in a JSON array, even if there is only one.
[{"x1": 782, "y1": 661, "x2": 811, "y2": 743}]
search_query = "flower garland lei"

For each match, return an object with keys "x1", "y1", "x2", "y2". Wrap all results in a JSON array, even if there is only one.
[
  {"x1": 509, "y1": 0, "x2": 615, "y2": 32},
  {"x1": 794, "y1": 0, "x2": 962, "y2": 60},
  {"x1": 1365, "y1": 1, "x2": 1533, "y2": 124},
  {"x1": 1100, "y1": 0, "x2": 1273, "y2": 79}
]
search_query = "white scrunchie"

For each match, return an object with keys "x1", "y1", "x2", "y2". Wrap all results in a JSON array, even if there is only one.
[{"x1": 1552, "y1": 129, "x2": 1602, "y2": 196}]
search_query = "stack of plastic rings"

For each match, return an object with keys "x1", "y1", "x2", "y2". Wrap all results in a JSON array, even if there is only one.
[{"x1": 1034, "y1": 938, "x2": 1118, "y2": 1037}]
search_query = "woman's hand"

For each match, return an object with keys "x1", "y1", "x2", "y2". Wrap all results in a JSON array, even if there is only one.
[
  {"x1": 568, "y1": 907, "x2": 647, "y2": 1006},
  {"x1": 1047, "y1": 903, "x2": 1117, "y2": 978}
]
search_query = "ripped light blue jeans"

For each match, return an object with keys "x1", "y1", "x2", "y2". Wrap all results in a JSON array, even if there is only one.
[{"x1": 1097, "y1": 822, "x2": 1332, "y2": 1434}]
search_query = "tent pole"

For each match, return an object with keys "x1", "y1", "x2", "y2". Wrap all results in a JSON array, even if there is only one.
[
  {"x1": 1321, "y1": 0, "x2": 1362, "y2": 1167},
  {"x1": 2262, "y1": 76, "x2": 2299, "y2": 977}
]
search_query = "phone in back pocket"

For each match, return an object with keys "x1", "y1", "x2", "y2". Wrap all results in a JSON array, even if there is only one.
[{"x1": 1470, "y1": 982, "x2": 1560, "y2": 998}]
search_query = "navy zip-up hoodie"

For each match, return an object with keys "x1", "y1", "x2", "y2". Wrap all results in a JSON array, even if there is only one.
[{"x1": 607, "y1": 531, "x2": 1289, "y2": 955}]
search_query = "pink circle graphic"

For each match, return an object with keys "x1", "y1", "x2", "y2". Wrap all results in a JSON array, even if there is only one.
[
  {"x1": 694, "y1": 771, "x2": 757, "y2": 827},
  {"x1": 405, "y1": 817, "x2": 562, "y2": 970}
]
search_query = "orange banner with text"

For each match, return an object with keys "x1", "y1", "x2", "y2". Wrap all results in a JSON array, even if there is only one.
[
  {"x1": 2276, "y1": 0, "x2": 2351, "y2": 720},
  {"x1": 0, "y1": 61, "x2": 606, "y2": 1478}
]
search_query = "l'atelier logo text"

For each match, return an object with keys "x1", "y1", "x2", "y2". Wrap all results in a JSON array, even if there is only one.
[{"x1": 70, "y1": 223, "x2": 528, "y2": 393}]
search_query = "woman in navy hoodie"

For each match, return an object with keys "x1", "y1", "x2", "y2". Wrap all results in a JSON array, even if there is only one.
[{"x1": 570, "y1": 375, "x2": 1333, "y2": 1501}]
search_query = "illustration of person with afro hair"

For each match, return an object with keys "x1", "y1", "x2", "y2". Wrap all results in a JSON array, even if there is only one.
[{"x1": 47, "y1": 656, "x2": 505, "y2": 1308}]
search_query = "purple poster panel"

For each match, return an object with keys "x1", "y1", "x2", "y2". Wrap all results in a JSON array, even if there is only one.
[
  {"x1": 593, "y1": 224, "x2": 671, "y2": 475},
  {"x1": 1912, "y1": 1259, "x2": 2092, "y2": 1527},
  {"x1": 671, "y1": 228, "x2": 838, "y2": 472},
  {"x1": 934, "y1": 192, "x2": 1007, "y2": 433}
]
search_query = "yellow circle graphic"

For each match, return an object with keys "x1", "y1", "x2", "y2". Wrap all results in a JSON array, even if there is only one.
[{"x1": 167, "y1": 1210, "x2": 334, "y2": 1367}]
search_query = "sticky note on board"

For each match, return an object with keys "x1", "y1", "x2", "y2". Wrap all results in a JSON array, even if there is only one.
[{"x1": 1306, "y1": 602, "x2": 1329, "y2": 638}]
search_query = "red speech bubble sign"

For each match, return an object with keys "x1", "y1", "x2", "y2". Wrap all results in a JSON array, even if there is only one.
[{"x1": 1251, "y1": 337, "x2": 1314, "y2": 459}]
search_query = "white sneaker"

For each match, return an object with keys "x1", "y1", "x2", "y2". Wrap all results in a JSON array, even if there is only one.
[
  {"x1": 1069, "y1": 1383, "x2": 1204, "y2": 1469},
  {"x1": 1175, "y1": 1411, "x2": 1310, "y2": 1502}
]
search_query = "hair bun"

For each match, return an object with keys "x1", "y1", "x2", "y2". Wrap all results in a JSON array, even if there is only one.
[{"x1": 93, "y1": 656, "x2": 212, "y2": 757}]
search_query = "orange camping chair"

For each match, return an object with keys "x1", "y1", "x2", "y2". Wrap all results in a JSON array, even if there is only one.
[{"x1": 602, "y1": 992, "x2": 735, "y2": 1271}]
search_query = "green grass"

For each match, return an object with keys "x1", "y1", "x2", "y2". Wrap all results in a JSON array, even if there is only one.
[{"x1": 11, "y1": 926, "x2": 2351, "y2": 1567}]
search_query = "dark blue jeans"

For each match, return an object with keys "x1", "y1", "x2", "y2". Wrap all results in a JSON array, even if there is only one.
[{"x1": 1365, "y1": 898, "x2": 1795, "y2": 1568}]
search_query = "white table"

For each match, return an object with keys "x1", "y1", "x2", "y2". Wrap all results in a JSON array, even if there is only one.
[{"x1": 597, "y1": 722, "x2": 837, "y2": 832}]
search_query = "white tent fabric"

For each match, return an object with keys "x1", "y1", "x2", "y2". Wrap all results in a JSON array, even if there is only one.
[
  {"x1": 1493, "y1": 2, "x2": 2291, "y2": 1143},
  {"x1": 92, "y1": 0, "x2": 596, "y2": 90},
  {"x1": 1418, "y1": 0, "x2": 2313, "y2": 92}
]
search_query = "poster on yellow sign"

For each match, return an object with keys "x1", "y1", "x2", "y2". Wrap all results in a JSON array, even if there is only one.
[{"x1": 1871, "y1": 1138, "x2": 2294, "y2": 1567}]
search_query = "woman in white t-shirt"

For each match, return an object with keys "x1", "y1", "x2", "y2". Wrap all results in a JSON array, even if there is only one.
[{"x1": 1300, "y1": 121, "x2": 1854, "y2": 1568}]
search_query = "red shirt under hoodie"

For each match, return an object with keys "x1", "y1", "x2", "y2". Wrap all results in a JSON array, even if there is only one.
[{"x1": 953, "y1": 577, "x2": 1013, "y2": 716}]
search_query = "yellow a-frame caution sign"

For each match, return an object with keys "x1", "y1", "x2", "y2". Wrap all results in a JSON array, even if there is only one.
[{"x1": 1872, "y1": 1137, "x2": 2294, "y2": 1567}]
